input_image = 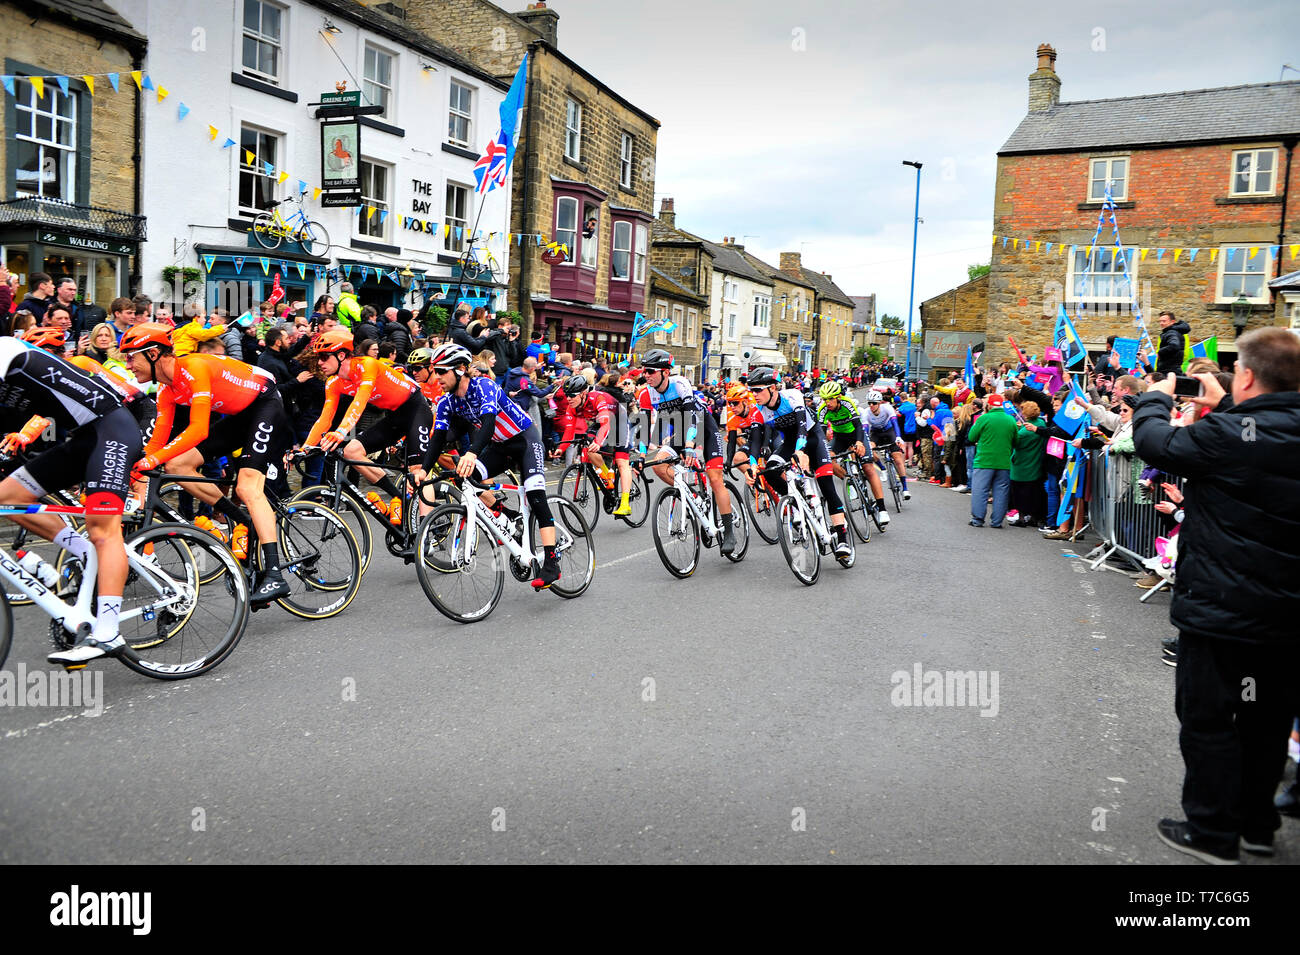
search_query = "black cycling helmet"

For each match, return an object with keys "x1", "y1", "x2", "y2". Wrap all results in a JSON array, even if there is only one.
[
  {"x1": 562, "y1": 374, "x2": 591, "y2": 398},
  {"x1": 640, "y1": 348, "x2": 673, "y2": 370},
  {"x1": 747, "y1": 366, "x2": 777, "y2": 388}
]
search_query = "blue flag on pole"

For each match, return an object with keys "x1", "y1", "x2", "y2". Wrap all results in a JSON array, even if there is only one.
[
  {"x1": 1055, "y1": 305, "x2": 1087, "y2": 368},
  {"x1": 964, "y1": 345, "x2": 974, "y2": 384}
]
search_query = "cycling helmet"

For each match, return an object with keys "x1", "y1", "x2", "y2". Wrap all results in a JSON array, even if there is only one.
[
  {"x1": 313, "y1": 328, "x2": 354, "y2": 355},
  {"x1": 747, "y1": 367, "x2": 777, "y2": 388},
  {"x1": 562, "y1": 374, "x2": 590, "y2": 398},
  {"x1": 25, "y1": 327, "x2": 66, "y2": 351},
  {"x1": 426, "y1": 341, "x2": 473, "y2": 370},
  {"x1": 405, "y1": 347, "x2": 434, "y2": 369},
  {"x1": 118, "y1": 322, "x2": 174, "y2": 354},
  {"x1": 640, "y1": 348, "x2": 673, "y2": 370},
  {"x1": 724, "y1": 382, "x2": 752, "y2": 404},
  {"x1": 818, "y1": 380, "x2": 845, "y2": 401},
  {"x1": 866, "y1": 390, "x2": 884, "y2": 403}
]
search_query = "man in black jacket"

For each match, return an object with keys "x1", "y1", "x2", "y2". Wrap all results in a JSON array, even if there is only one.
[
  {"x1": 384, "y1": 308, "x2": 413, "y2": 362},
  {"x1": 1133, "y1": 326, "x2": 1300, "y2": 864},
  {"x1": 17, "y1": 271, "x2": 54, "y2": 321},
  {"x1": 448, "y1": 305, "x2": 500, "y2": 355},
  {"x1": 1155, "y1": 311, "x2": 1191, "y2": 377}
]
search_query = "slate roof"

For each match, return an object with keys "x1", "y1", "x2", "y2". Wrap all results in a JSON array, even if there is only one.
[
  {"x1": 649, "y1": 267, "x2": 706, "y2": 304},
  {"x1": 697, "y1": 240, "x2": 771, "y2": 285},
  {"x1": 733, "y1": 248, "x2": 816, "y2": 292},
  {"x1": 1269, "y1": 269, "x2": 1300, "y2": 291},
  {"x1": 793, "y1": 267, "x2": 854, "y2": 307},
  {"x1": 1000, "y1": 81, "x2": 1300, "y2": 154},
  {"x1": 22, "y1": 0, "x2": 145, "y2": 48}
]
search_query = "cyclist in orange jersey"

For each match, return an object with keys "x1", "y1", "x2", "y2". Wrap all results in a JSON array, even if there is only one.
[
  {"x1": 121, "y1": 323, "x2": 295, "y2": 605},
  {"x1": 304, "y1": 329, "x2": 434, "y2": 520}
]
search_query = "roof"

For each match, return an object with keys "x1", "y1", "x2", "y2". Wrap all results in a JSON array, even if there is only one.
[
  {"x1": 733, "y1": 248, "x2": 816, "y2": 291},
  {"x1": 697, "y1": 240, "x2": 770, "y2": 285},
  {"x1": 1000, "y1": 81, "x2": 1300, "y2": 154},
  {"x1": 305, "y1": 0, "x2": 508, "y2": 90},
  {"x1": 649, "y1": 267, "x2": 706, "y2": 304},
  {"x1": 650, "y1": 219, "x2": 706, "y2": 247},
  {"x1": 1269, "y1": 269, "x2": 1300, "y2": 291},
  {"x1": 19, "y1": 0, "x2": 145, "y2": 49},
  {"x1": 793, "y1": 267, "x2": 854, "y2": 307}
]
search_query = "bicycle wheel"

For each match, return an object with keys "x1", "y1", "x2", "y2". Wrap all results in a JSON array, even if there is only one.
[
  {"x1": 0, "y1": 593, "x2": 11, "y2": 669},
  {"x1": 720, "y1": 481, "x2": 750, "y2": 562},
  {"x1": 265, "y1": 500, "x2": 361, "y2": 619},
  {"x1": 117, "y1": 523, "x2": 249, "y2": 680},
  {"x1": 250, "y1": 212, "x2": 282, "y2": 250},
  {"x1": 299, "y1": 220, "x2": 330, "y2": 257},
  {"x1": 415, "y1": 504, "x2": 504, "y2": 623},
  {"x1": 651, "y1": 485, "x2": 699, "y2": 579},
  {"x1": 620, "y1": 471, "x2": 651, "y2": 528},
  {"x1": 842, "y1": 474, "x2": 873, "y2": 543},
  {"x1": 558, "y1": 464, "x2": 601, "y2": 530},
  {"x1": 533, "y1": 497, "x2": 595, "y2": 598},
  {"x1": 891, "y1": 471, "x2": 904, "y2": 512},
  {"x1": 747, "y1": 480, "x2": 781, "y2": 544},
  {"x1": 777, "y1": 495, "x2": 820, "y2": 586},
  {"x1": 290, "y1": 484, "x2": 373, "y2": 578}
]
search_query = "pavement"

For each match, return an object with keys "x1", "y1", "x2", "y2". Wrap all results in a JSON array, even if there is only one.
[{"x1": 1, "y1": 413, "x2": 1296, "y2": 864}]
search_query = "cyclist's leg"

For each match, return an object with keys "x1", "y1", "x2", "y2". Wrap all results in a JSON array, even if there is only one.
[
  {"x1": 701, "y1": 415, "x2": 730, "y2": 517},
  {"x1": 226, "y1": 392, "x2": 295, "y2": 597}
]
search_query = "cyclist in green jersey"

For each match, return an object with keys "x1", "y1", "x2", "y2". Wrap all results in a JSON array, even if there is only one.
[{"x1": 817, "y1": 381, "x2": 891, "y2": 525}]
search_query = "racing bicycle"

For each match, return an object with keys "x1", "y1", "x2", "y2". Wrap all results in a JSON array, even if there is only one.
[{"x1": 649, "y1": 449, "x2": 749, "y2": 578}]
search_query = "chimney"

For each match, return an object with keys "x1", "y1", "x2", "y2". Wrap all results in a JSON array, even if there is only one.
[
  {"x1": 659, "y1": 197, "x2": 675, "y2": 228},
  {"x1": 1028, "y1": 43, "x2": 1060, "y2": 112},
  {"x1": 516, "y1": 2, "x2": 559, "y2": 47},
  {"x1": 779, "y1": 252, "x2": 802, "y2": 275}
]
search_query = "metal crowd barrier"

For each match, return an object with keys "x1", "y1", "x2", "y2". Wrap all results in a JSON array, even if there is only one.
[{"x1": 1085, "y1": 447, "x2": 1183, "y2": 577}]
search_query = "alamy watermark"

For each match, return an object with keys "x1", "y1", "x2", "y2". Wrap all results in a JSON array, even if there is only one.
[
  {"x1": 0, "y1": 663, "x2": 103, "y2": 716},
  {"x1": 890, "y1": 663, "x2": 999, "y2": 717}
]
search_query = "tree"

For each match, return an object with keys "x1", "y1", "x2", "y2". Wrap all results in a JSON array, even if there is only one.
[
  {"x1": 879, "y1": 313, "x2": 904, "y2": 330},
  {"x1": 967, "y1": 262, "x2": 991, "y2": 281}
]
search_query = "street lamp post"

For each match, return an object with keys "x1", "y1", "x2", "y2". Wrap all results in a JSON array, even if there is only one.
[{"x1": 902, "y1": 161, "x2": 922, "y2": 384}]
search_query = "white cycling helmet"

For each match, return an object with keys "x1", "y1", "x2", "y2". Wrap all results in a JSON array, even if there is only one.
[
  {"x1": 427, "y1": 341, "x2": 473, "y2": 370},
  {"x1": 866, "y1": 390, "x2": 884, "y2": 403}
]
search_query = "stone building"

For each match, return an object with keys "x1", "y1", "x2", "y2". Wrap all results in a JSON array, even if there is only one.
[
  {"x1": 778, "y1": 251, "x2": 855, "y2": 371},
  {"x1": 0, "y1": 0, "x2": 147, "y2": 306},
  {"x1": 989, "y1": 43, "x2": 1300, "y2": 367},
  {"x1": 729, "y1": 244, "x2": 817, "y2": 372},
  {"x1": 648, "y1": 197, "x2": 712, "y2": 380},
  {"x1": 918, "y1": 273, "x2": 989, "y2": 380},
  {"x1": 407, "y1": 0, "x2": 660, "y2": 359}
]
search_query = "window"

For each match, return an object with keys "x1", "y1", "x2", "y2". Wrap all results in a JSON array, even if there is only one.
[
  {"x1": 14, "y1": 78, "x2": 76, "y2": 200},
  {"x1": 1067, "y1": 247, "x2": 1135, "y2": 304},
  {"x1": 654, "y1": 301, "x2": 668, "y2": 344},
  {"x1": 634, "y1": 225, "x2": 647, "y2": 284},
  {"x1": 554, "y1": 197, "x2": 577, "y2": 264},
  {"x1": 241, "y1": 0, "x2": 284, "y2": 84},
  {"x1": 1230, "y1": 149, "x2": 1277, "y2": 197},
  {"x1": 753, "y1": 293, "x2": 771, "y2": 331},
  {"x1": 727, "y1": 312, "x2": 737, "y2": 340},
  {"x1": 238, "y1": 125, "x2": 279, "y2": 215},
  {"x1": 722, "y1": 278, "x2": 739, "y2": 303},
  {"x1": 1088, "y1": 157, "x2": 1127, "y2": 201},
  {"x1": 619, "y1": 133, "x2": 633, "y2": 188},
  {"x1": 445, "y1": 181, "x2": 470, "y2": 253},
  {"x1": 358, "y1": 160, "x2": 391, "y2": 240},
  {"x1": 580, "y1": 203, "x2": 598, "y2": 269},
  {"x1": 686, "y1": 309, "x2": 697, "y2": 347},
  {"x1": 672, "y1": 305, "x2": 684, "y2": 346},
  {"x1": 611, "y1": 221, "x2": 632, "y2": 280},
  {"x1": 565, "y1": 99, "x2": 582, "y2": 161},
  {"x1": 449, "y1": 81, "x2": 473, "y2": 147},
  {"x1": 363, "y1": 45, "x2": 395, "y2": 118},
  {"x1": 1216, "y1": 245, "x2": 1272, "y2": 304}
]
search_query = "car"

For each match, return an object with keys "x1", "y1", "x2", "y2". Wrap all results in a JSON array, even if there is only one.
[{"x1": 873, "y1": 377, "x2": 899, "y2": 394}]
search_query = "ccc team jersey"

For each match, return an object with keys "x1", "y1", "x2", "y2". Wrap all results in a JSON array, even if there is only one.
[
  {"x1": 308, "y1": 355, "x2": 420, "y2": 446},
  {"x1": 146, "y1": 353, "x2": 274, "y2": 462}
]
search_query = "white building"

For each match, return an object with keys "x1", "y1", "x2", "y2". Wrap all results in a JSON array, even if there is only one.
[
  {"x1": 115, "y1": 0, "x2": 512, "y2": 319},
  {"x1": 703, "y1": 239, "x2": 778, "y2": 374}
]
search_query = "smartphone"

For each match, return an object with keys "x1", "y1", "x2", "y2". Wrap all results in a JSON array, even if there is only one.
[{"x1": 1173, "y1": 375, "x2": 1203, "y2": 397}]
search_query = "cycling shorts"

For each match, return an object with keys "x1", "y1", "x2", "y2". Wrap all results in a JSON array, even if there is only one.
[
  {"x1": 16, "y1": 406, "x2": 142, "y2": 513},
  {"x1": 195, "y1": 386, "x2": 294, "y2": 480},
  {"x1": 869, "y1": 428, "x2": 899, "y2": 451},
  {"x1": 580, "y1": 420, "x2": 631, "y2": 461},
  {"x1": 832, "y1": 432, "x2": 867, "y2": 456},
  {"x1": 357, "y1": 390, "x2": 433, "y2": 468},
  {"x1": 474, "y1": 420, "x2": 547, "y2": 494}
]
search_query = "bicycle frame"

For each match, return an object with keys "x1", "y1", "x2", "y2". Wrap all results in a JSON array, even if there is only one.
[
  {"x1": 438, "y1": 473, "x2": 544, "y2": 569},
  {"x1": 777, "y1": 464, "x2": 834, "y2": 548},
  {"x1": 664, "y1": 459, "x2": 722, "y2": 539}
]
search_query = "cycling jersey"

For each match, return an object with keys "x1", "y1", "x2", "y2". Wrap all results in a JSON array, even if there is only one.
[
  {"x1": 818, "y1": 396, "x2": 865, "y2": 440},
  {"x1": 725, "y1": 403, "x2": 763, "y2": 433},
  {"x1": 67, "y1": 354, "x2": 147, "y2": 403},
  {"x1": 638, "y1": 374, "x2": 704, "y2": 443},
  {"x1": 0, "y1": 337, "x2": 125, "y2": 429},
  {"x1": 560, "y1": 389, "x2": 625, "y2": 455},
  {"x1": 145, "y1": 354, "x2": 274, "y2": 463},
  {"x1": 431, "y1": 375, "x2": 533, "y2": 455},
  {"x1": 756, "y1": 388, "x2": 815, "y2": 437},
  {"x1": 307, "y1": 355, "x2": 419, "y2": 446}
]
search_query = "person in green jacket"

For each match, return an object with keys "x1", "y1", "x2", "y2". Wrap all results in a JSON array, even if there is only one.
[
  {"x1": 1009, "y1": 399, "x2": 1049, "y2": 526},
  {"x1": 335, "y1": 283, "x2": 360, "y2": 330},
  {"x1": 966, "y1": 394, "x2": 1018, "y2": 527}
]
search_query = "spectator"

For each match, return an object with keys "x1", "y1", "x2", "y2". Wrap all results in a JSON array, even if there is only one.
[
  {"x1": 447, "y1": 303, "x2": 497, "y2": 354},
  {"x1": 131, "y1": 294, "x2": 153, "y2": 322},
  {"x1": 1133, "y1": 326, "x2": 1300, "y2": 864},
  {"x1": 506, "y1": 355, "x2": 553, "y2": 414},
  {"x1": 51, "y1": 277, "x2": 86, "y2": 339},
  {"x1": 385, "y1": 308, "x2": 413, "y2": 363},
  {"x1": 108, "y1": 296, "x2": 136, "y2": 340},
  {"x1": 17, "y1": 271, "x2": 54, "y2": 321},
  {"x1": 1155, "y1": 311, "x2": 1191, "y2": 378},
  {"x1": 966, "y1": 394, "x2": 1017, "y2": 528},
  {"x1": 311, "y1": 294, "x2": 334, "y2": 327},
  {"x1": 335, "y1": 282, "x2": 360, "y2": 329},
  {"x1": 1009, "y1": 400, "x2": 1048, "y2": 526},
  {"x1": 172, "y1": 303, "x2": 227, "y2": 357}
]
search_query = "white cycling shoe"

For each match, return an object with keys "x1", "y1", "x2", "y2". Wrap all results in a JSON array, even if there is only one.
[{"x1": 49, "y1": 635, "x2": 125, "y2": 667}]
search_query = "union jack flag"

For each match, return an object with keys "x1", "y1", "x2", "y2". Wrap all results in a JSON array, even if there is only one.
[{"x1": 473, "y1": 131, "x2": 510, "y2": 195}]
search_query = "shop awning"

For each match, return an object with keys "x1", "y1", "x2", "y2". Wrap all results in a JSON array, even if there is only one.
[{"x1": 750, "y1": 348, "x2": 787, "y2": 366}]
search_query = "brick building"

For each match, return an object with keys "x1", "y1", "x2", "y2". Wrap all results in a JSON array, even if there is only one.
[
  {"x1": 778, "y1": 251, "x2": 855, "y2": 371},
  {"x1": 407, "y1": 0, "x2": 660, "y2": 359},
  {"x1": 988, "y1": 44, "x2": 1300, "y2": 367},
  {"x1": 0, "y1": 0, "x2": 147, "y2": 306},
  {"x1": 648, "y1": 197, "x2": 711, "y2": 380}
]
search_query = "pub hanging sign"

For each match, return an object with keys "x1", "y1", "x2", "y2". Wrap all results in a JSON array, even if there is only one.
[{"x1": 320, "y1": 116, "x2": 361, "y2": 206}]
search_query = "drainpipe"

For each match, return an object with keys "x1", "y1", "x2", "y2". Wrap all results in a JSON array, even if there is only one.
[
  {"x1": 131, "y1": 46, "x2": 144, "y2": 295},
  {"x1": 1276, "y1": 138, "x2": 1295, "y2": 283}
]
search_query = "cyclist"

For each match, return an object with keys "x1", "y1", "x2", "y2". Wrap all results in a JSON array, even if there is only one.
[
  {"x1": 861, "y1": 389, "x2": 909, "y2": 503},
  {"x1": 420, "y1": 342, "x2": 562, "y2": 589},
  {"x1": 304, "y1": 329, "x2": 433, "y2": 525},
  {"x1": 817, "y1": 380, "x2": 890, "y2": 526},
  {"x1": 120, "y1": 322, "x2": 294, "y2": 605},
  {"x1": 557, "y1": 374, "x2": 633, "y2": 516},
  {"x1": 0, "y1": 335, "x2": 142, "y2": 666},
  {"x1": 723, "y1": 382, "x2": 764, "y2": 476},
  {"x1": 637, "y1": 349, "x2": 736, "y2": 555},
  {"x1": 746, "y1": 366, "x2": 852, "y2": 558}
]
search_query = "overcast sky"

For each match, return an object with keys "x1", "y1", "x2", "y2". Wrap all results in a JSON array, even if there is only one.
[{"x1": 548, "y1": 0, "x2": 1297, "y2": 323}]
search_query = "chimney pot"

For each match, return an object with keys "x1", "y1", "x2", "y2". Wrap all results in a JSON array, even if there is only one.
[{"x1": 1028, "y1": 42, "x2": 1061, "y2": 112}]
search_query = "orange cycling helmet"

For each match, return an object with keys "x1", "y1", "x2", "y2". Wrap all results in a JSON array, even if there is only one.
[
  {"x1": 25, "y1": 327, "x2": 66, "y2": 351},
  {"x1": 725, "y1": 382, "x2": 752, "y2": 405},
  {"x1": 314, "y1": 328, "x2": 354, "y2": 355},
  {"x1": 119, "y1": 322, "x2": 175, "y2": 354}
]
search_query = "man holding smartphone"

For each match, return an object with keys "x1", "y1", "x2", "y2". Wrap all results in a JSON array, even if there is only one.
[{"x1": 1133, "y1": 327, "x2": 1300, "y2": 864}]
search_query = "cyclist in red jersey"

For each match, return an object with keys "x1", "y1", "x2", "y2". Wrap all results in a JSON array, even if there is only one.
[
  {"x1": 121, "y1": 323, "x2": 295, "y2": 604},
  {"x1": 558, "y1": 375, "x2": 633, "y2": 516}
]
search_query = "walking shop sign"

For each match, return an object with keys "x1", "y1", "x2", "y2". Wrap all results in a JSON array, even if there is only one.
[{"x1": 924, "y1": 331, "x2": 985, "y2": 369}]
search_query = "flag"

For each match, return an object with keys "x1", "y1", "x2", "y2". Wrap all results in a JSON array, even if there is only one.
[
  {"x1": 202, "y1": 255, "x2": 216, "y2": 272},
  {"x1": 1054, "y1": 379, "x2": 1091, "y2": 438},
  {"x1": 1191, "y1": 337, "x2": 1218, "y2": 363},
  {"x1": 964, "y1": 345, "x2": 974, "y2": 384},
  {"x1": 472, "y1": 54, "x2": 527, "y2": 195},
  {"x1": 1054, "y1": 305, "x2": 1087, "y2": 368}
]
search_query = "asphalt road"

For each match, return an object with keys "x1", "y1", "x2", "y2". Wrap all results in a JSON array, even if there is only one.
[{"x1": 2, "y1": 416, "x2": 1295, "y2": 864}]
